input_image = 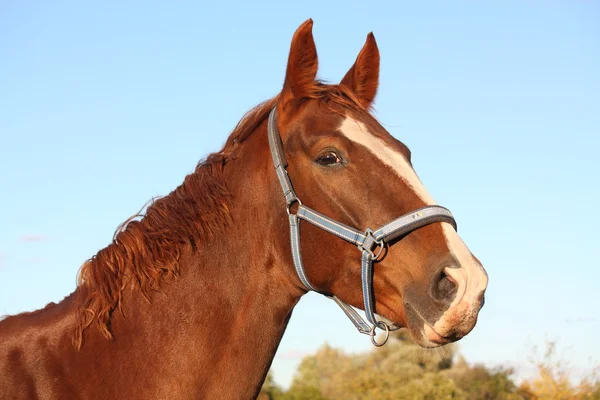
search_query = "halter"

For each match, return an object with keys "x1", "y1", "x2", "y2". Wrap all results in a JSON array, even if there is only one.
[{"x1": 267, "y1": 108, "x2": 457, "y2": 346}]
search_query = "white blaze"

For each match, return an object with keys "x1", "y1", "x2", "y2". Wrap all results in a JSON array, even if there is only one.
[
  {"x1": 338, "y1": 118, "x2": 435, "y2": 204},
  {"x1": 338, "y1": 117, "x2": 487, "y2": 332},
  {"x1": 338, "y1": 117, "x2": 435, "y2": 205}
]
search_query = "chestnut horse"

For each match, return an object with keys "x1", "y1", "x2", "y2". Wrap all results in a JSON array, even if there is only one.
[{"x1": 0, "y1": 20, "x2": 488, "y2": 399}]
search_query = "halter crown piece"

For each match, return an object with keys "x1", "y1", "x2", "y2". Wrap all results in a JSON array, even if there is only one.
[{"x1": 267, "y1": 108, "x2": 457, "y2": 346}]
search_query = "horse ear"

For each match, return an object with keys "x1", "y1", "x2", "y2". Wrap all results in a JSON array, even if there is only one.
[
  {"x1": 340, "y1": 32, "x2": 380, "y2": 109},
  {"x1": 280, "y1": 19, "x2": 318, "y2": 110}
]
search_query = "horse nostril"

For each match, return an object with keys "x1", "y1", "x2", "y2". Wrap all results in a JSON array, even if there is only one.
[{"x1": 432, "y1": 269, "x2": 458, "y2": 304}]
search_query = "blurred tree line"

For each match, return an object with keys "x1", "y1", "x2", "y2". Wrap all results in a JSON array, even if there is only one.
[{"x1": 259, "y1": 331, "x2": 600, "y2": 400}]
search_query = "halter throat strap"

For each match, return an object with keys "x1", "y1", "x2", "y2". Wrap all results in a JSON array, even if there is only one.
[{"x1": 267, "y1": 107, "x2": 457, "y2": 346}]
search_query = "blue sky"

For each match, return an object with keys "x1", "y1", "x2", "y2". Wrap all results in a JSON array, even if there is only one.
[{"x1": 1, "y1": 1, "x2": 598, "y2": 388}]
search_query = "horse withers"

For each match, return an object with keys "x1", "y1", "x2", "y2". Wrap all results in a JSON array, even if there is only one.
[{"x1": 0, "y1": 20, "x2": 487, "y2": 400}]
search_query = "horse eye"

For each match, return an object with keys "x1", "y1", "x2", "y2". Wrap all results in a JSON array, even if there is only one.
[{"x1": 315, "y1": 151, "x2": 342, "y2": 166}]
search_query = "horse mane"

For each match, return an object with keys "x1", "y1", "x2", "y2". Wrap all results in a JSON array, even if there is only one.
[{"x1": 73, "y1": 83, "x2": 367, "y2": 349}]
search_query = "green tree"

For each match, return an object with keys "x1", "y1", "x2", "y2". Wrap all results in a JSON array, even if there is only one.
[
  {"x1": 262, "y1": 331, "x2": 600, "y2": 399},
  {"x1": 448, "y1": 365, "x2": 523, "y2": 400},
  {"x1": 258, "y1": 371, "x2": 286, "y2": 400},
  {"x1": 283, "y1": 330, "x2": 467, "y2": 400}
]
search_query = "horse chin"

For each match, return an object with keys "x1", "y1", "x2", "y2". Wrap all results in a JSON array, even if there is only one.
[
  {"x1": 403, "y1": 303, "x2": 457, "y2": 348},
  {"x1": 373, "y1": 310, "x2": 452, "y2": 349},
  {"x1": 408, "y1": 325, "x2": 453, "y2": 348}
]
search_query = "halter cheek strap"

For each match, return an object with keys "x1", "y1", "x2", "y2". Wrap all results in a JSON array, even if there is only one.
[{"x1": 268, "y1": 108, "x2": 457, "y2": 346}]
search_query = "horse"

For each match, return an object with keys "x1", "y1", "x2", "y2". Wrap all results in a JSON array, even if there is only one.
[{"x1": 0, "y1": 19, "x2": 488, "y2": 399}]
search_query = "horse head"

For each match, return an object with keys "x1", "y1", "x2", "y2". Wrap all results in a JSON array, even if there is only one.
[{"x1": 270, "y1": 20, "x2": 488, "y2": 347}]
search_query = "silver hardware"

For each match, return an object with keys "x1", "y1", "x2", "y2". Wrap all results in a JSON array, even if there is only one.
[
  {"x1": 358, "y1": 229, "x2": 385, "y2": 261},
  {"x1": 369, "y1": 321, "x2": 390, "y2": 347},
  {"x1": 286, "y1": 198, "x2": 303, "y2": 216}
]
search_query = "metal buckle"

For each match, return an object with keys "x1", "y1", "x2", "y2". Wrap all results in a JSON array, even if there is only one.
[{"x1": 359, "y1": 229, "x2": 385, "y2": 261}]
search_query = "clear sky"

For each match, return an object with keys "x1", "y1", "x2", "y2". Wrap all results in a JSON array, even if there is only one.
[{"x1": 1, "y1": 0, "x2": 598, "y2": 388}]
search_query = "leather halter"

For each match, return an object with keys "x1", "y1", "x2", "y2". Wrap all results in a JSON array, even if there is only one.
[{"x1": 267, "y1": 107, "x2": 457, "y2": 346}]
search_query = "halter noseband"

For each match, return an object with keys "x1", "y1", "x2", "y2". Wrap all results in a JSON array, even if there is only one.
[{"x1": 267, "y1": 108, "x2": 457, "y2": 346}]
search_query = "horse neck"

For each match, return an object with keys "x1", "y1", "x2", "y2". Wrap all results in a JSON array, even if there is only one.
[
  {"x1": 97, "y1": 121, "x2": 304, "y2": 397},
  {"x1": 0, "y1": 120, "x2": 304, "y2": 399}
]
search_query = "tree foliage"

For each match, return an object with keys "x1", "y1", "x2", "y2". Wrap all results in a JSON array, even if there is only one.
[{"x1": 259, "y1": 333, "x2": 599, "y2": 400}]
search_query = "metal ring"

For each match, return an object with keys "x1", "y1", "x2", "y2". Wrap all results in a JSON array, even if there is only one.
[
  {"x1": 286, "y1": 198, "x2": 303, "y2": 215},
  {"x1": 372, "y1": 239, "x2": 386, "y2": 261},
  {"x1": 369, "y1": 321, "x2": 390, "y2": 347}
]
